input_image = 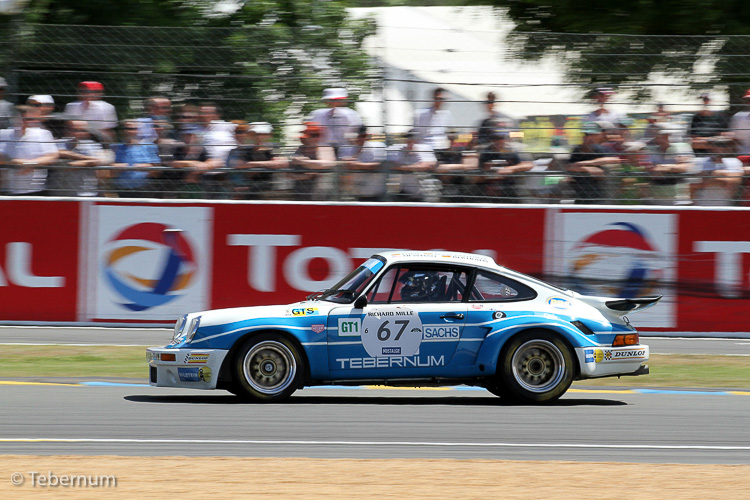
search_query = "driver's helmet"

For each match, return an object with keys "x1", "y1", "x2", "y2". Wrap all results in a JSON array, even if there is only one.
[{"x1": 399, "y1": 271, "x2": 442, "y2": 302}]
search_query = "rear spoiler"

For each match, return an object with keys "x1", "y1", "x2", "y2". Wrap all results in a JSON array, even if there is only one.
[{"x1": 605, "y1": 295, "x2": 662, "y2": 313}]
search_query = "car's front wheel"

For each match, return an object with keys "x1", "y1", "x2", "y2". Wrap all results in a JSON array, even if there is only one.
[
  {"x1": 492, "y1": 330, "x2": 574, "y2": 403},
  {"x1": 232, "y1": 334, "x2": 304, "y2": 402}
]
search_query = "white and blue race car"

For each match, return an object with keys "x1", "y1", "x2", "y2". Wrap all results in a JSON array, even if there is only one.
[{"x1": 147, "y1": 250, "x2": 660, "y2": 403}]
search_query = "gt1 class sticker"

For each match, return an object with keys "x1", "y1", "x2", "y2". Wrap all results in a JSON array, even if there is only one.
[
  {"x1": 361, "y1": 306, "x2": 423, "y2": 357},
  {"x1": 338, "y1": 318, "x2": 362, "y2": 337}
]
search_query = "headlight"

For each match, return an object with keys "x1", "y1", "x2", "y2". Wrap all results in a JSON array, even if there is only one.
[
  {"x1": 186, "y1": 316, "x2": 201, "y2": 342},
  {"x1": 172, "y1": 315, "x2": 188, "y2": 343}
]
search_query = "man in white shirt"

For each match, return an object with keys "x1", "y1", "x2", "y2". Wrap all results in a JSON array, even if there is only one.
[
  {"x1": 413, "y1": 87, "x2": 453, "y2": 150},
  {"x1": 197, "y1": 104, "x2": 237, "y2": 166},
  {"x1": 64, "y1": 81, "x2": 118, "y2": 141},
  {"x1": 307, "y1": 88, "x2": 362, "y2": 156},
  {"x1": 584, "y1": 87, "x2": 621, "y2": 125},
  {"x1": 0, "y1": 106, "x2": 59, "y2": 195},
  {"x1": 729, "y1": 88, "x2": 750, "y2": 154}
]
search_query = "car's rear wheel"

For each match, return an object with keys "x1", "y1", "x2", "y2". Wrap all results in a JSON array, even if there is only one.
[
  {"x1": 232, "y1": 334, "x2": 304, "y2": 402},
  {"x1": 493, "y1": 330, "x2": 574, "y2": 403}
]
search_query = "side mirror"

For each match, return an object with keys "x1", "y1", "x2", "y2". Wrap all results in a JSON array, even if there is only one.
[{"x1": 354, "y1": 295, "x2": 368, "y2": 309}]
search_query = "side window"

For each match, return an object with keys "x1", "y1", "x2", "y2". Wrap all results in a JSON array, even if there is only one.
[
  {"x1": 390, "y1": 266, "x2": 468, "y2": 304},
  {"x1": 469, "y1": 271, "x2": 536, "y2": 302},
  {"x1": 367, "y1": 267, "x2": 399, "y2": 303}
]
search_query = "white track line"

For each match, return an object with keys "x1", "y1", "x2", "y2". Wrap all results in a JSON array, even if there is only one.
[{"x1": 2, "y1": 438, "x2": 750, "y2": 451}]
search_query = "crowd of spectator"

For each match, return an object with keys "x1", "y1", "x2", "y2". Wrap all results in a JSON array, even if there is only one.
[{"x1": 1, "y1": 78, "x2": 750, "y2": 205}]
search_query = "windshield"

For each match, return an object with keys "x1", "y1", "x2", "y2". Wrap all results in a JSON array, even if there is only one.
[{"x1": 319, "y1": 257, "x2": 385, "y2": 303}]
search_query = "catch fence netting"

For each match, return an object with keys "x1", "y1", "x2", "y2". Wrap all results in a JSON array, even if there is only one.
[{"x1": 0, "y1": 20, "x2": 749, "y2": 204}]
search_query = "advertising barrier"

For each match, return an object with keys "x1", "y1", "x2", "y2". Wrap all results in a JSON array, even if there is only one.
[{"x1": 0, "y1": 199, "x2": 748, "y2": 335}]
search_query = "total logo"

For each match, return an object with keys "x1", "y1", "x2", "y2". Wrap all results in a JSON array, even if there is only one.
[
  {"x1": 102, "y1": 223, "x2": 197, "y2": 311},
  {"x1": 569, "y1": 222, "x2": 664, "y2": 298}
]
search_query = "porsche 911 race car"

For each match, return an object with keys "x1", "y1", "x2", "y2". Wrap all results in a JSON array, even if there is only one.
[{"x1": 147, "y1": 250, "x2": 660, "y2": 403}]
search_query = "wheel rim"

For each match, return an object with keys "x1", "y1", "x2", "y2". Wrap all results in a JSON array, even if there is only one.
[
  {"x1": 510, "y1": 339, "x2": 565, "y2": 393},
  {"x1": 242, "y1": 340, "x2": 297, "y2": 395}
]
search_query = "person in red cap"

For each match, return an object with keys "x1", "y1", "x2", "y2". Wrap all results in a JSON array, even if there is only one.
[
  {"x1": 729, "y1": 88, "x2": 750, "y2": 155},
  {"x1": 64, "y1": 81, "x2": 118, "y2": 141},
  {"x1": 290, "y1": 121, "x2": 336, "y2": 200}
]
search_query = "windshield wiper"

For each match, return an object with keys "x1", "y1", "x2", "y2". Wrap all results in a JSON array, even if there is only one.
[{"x1": 306, "y1": 289, "x2": 329, "y2": 301}]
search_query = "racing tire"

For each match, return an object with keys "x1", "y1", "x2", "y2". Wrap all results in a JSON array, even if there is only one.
[
  {"x1": 232, "y1": 334, "x2": 304, "y2": 402},
  {"x1": 494, "y1": 330, "x2": 574, "y2": 404}
]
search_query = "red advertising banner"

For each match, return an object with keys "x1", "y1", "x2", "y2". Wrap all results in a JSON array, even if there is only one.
[
  {"x1": 0, "y1": 200, "x2": 79, "y2": 321},
  {"x1": 0, "y1": 198, "x2": 748, "y2": 334},
  {"x1": 211, "y1": 204, "x2": 546, "y2": 309},
  {"x1": 676, "y1": 209, "x2": 750, "y2": 332}
]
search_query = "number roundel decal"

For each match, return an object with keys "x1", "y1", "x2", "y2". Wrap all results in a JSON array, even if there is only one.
[{"x1": 361, "y1": 306, "x2": 423, "y2": 358}]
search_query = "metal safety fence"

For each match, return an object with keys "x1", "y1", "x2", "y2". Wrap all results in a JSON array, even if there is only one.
[{"x1": 0, "y1": 17, "x2": 750, "y2": 204}]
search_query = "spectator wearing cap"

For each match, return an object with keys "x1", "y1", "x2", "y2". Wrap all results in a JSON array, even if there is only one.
[
  {"x1": 692, "y1": 137, "x2": 743, "y2": 205},
  {"x1": 64, "y1": 81, "x2": 118, "y2": 142},
  {"x1": 584, "y1": 88, "x2": 621, "y2": 125},
  {"x1": 413, "y1": 87, "x2": 454, "y2": 150},
  {"x1": 643, "y1": 123, "x2": 695, "y2": 204},
  {"x1": 26, "y1": 95, "x2": 66, "y2": 141},
  {"x1": 729, "y1": 88, "x2": 750, "y2": 154},
  {"x1": 385, "y1": 128, "x2": 438, "y2": 202},
  {"x1": 566, "y1": 122, "x2": 624, "y2": 204},
  {"x1": 290, "y1": 122, "x2": 336, "y2": 201},
  {"x1": 0, "y1": 77, "x2": 17, "y2": 130},
  {"x1": 689, "y1": 93, "x2": 729, "y2": 156},
  {"x1": 339, "y1": 125, "x2": 388, "y2": 201},
  {"x1": 0, "y1": 105, "x2": 59, "y2": 196},
  {"x1": 476, "y1": 91, "x2": 518, "y2": 147},
  {"x1": 477, "y1": 130, "x2": 534, "y2": 203},
  {"x1": 226, "y1": 121, "x2": 288, "y2": 200},
  {"x1": 307, "y1": 88, "x2": 362, "y2": 157}
]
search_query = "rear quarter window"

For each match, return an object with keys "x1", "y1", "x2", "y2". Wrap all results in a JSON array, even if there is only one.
[{"x1": 469, "y1": 270, "x2": 537, "y2": 302}]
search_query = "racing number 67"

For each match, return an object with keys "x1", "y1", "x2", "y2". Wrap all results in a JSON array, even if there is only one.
[{"x1": 377, "y1": 320, "x2": 408, "y2": 341}]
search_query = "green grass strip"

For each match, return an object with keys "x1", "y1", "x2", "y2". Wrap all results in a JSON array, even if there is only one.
[{"x1": 2, "y1": 346, "x2": 749, "y2": 389}]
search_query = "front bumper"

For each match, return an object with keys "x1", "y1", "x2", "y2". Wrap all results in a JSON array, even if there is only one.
[
  {"x1": 147, "y1": 347, "x2": 229, "y2": 390},
  {"x1": 575, "y1": 344, "x2": 649, "y2": 379}
]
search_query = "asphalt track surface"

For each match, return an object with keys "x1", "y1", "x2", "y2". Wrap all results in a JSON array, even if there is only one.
[
  {"x1": 2, "y1": 383, "x2": 750, "y2": 464},
  {"x1": 3, "y1": 326, "x2": 750, "y2": 464},
  {"x1": 2, "y1": 326, "x2": 750, "y2": 355}
]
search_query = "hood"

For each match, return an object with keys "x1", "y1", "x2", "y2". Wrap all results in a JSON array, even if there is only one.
[{"x1": 193, "y1": 300, "x2": 341, "y2": 328}]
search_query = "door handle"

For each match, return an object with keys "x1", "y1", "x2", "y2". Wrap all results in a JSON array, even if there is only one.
[{"x1": 440, "y1": 313, "x2": 464, "y2": 320}]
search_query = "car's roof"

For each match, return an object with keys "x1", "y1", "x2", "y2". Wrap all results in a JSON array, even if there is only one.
[{"x1": 374, "y1": 250, "x2": 499, "y2": 269}]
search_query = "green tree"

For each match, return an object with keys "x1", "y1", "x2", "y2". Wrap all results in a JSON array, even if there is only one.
[
  {"x1": 485, "y1": 0, "x2": 750, "y2": 107},
  {"x1": 1, "y1": 0, "x2": 376, "y2": 133}
]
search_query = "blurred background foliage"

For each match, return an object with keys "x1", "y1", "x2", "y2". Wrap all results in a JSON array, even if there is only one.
[
  {"x1": 2, "y1": 0, "x2": 750, "y2": 119},
  {"x1": 0, "y1": 0, "x2": 377, "y2": 125}
]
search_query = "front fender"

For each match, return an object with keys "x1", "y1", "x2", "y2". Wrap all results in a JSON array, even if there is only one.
[{"x1": 475, "y1": 317, "x2": 595, "y2": 374}]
